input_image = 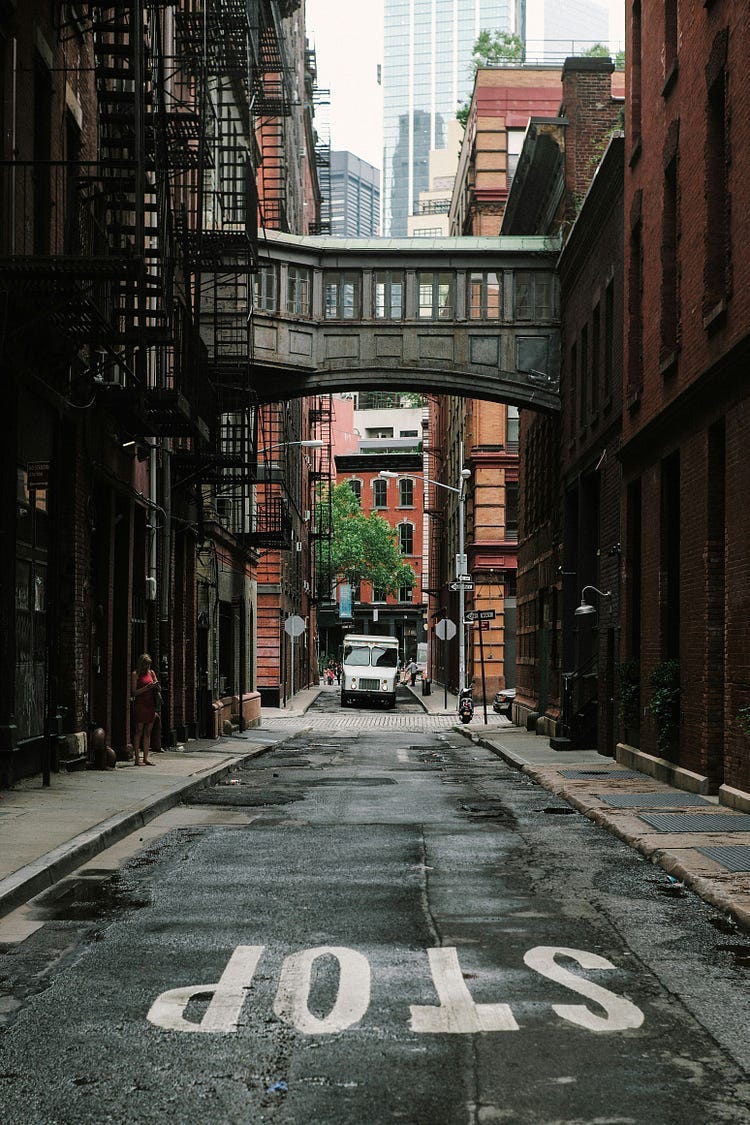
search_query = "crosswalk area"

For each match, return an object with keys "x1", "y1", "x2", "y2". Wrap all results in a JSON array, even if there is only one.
[{"x1": 251, "y1": 712, "x2": 510, "y2": 734}]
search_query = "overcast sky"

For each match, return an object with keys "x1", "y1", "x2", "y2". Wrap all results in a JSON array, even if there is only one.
[{"x1": 305, "y1": 0, "x2": 626, "y2": 171}]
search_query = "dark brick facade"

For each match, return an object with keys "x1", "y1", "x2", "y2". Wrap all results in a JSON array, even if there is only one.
[{"x1": 622, "y1": 2, "x2": 750, "y2": 801}]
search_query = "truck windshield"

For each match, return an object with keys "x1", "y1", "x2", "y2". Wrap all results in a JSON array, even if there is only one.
[{"x1": 343, "y1": 644, "x2": 398, "y2": 668}]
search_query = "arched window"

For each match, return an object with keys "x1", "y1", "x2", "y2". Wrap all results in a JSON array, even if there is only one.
[
  {"x1": 372, "y1": 478, "x2": 387, "y2": 508},
  {"x1": 348, "y1": 479, "x2": 362, "y2": 505},
  {"x1": 398, "y1": 522, "x2": 414, "y2": 555},
  {"x1": 399, "y1": 478, "x2": 414, "y2": 507}
]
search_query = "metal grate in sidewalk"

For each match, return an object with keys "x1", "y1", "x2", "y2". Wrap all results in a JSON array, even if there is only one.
[
  {"x1": 638, "y1": 812, "x2": 750, "y2": 834},
  {"x1": 596, "y1": 792, "x2": 713, "y2": 808},
  {"x1": 560, "y1": 769, "x2": 642, "y2": 780},
  {"x1": 697, "y1": 846, "x2": 750, "y2": 872}
]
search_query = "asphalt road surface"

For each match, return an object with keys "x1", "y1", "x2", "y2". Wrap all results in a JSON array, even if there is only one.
[{"x1": 1, "y1": 711, "x2": 749, "y2": 1123}]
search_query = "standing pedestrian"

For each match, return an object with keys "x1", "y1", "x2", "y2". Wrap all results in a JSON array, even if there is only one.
[
  {"x1": 131, "y1": 653, "x2": 159, "y2": 766},
  {"x1": 408, "y1": 659, "x2": 419, "y2": 686}
]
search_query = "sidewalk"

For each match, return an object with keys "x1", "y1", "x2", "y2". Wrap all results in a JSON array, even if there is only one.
[
  {"x1": 408, "y1": 681, "x2": 750, "y2": 932},
  {"x1": 0, "y1": 738, "x2": 274, "y2": 920},
  {"x1": 2, "y1": 686, "x2": 749, "y2": 936}
]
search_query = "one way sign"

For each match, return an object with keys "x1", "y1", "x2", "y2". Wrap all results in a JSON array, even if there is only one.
[{"x1": 464, "y1": 609, "x2": 496, "y2": 622}]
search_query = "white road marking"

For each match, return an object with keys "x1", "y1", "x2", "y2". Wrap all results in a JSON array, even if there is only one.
[
  {"x1": 147, "y1": 945, "x2": 263, "y2": 1033},
  {"x1": 523, "y1": 946, "x2": 645, "y2": 1032},
  {"x1": 396, "y1": 748, "x2": 410, "y2": 762},
  {"x1": 146, "y1": 944, "x2": 644, "y2": 1036},
  {"x1": 273, "y1": 945, "x2": 371, "y2": 1034},
  {"x1": 410, "y1": 947, "x2": 519, "y2": 1033}
]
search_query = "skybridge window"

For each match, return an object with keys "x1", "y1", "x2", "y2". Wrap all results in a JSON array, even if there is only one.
[
  {"x1": 253, "y1": 264, "x2": 277, "y2": 312},
  {"x1": 418, "y1": 271, "x2": 453, "y2": 319},
  {"x1": 287, "y1": 267, "x2": 311, "y2": 316},
  {"x1": 469, "y1": 271, "x2": 502, "y2": 318},
  {"x1": 324, "y1": 271, "x2": 361, "y2": 319},
  {"x1": 374, "y1": 270, "x2": 404, "y2": 319},
  {"x1": 514, "y1": 271, "x2": 556, "y2": 321}
]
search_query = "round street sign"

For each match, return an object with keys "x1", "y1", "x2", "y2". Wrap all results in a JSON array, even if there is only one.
[
  {"x1": 284, "y1": 614, "x2": 306, "y2": 637},
  {"x1": 435, "y1": 618, "x2": 457, "y2": 641}
]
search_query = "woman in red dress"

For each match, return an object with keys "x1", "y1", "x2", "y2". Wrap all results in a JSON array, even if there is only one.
[{"x1": 131, "y1": 653, "x2": 159, "y2": 765}]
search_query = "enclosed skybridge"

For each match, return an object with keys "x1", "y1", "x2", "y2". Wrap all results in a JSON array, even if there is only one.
[{"x1": 206, "y1": 231, "x2": 562, "y2": 411}]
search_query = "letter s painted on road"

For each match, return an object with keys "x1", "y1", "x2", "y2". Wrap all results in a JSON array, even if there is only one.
[{"x1": 523, "y1": 946, "x2": 644, "y2": 1032}]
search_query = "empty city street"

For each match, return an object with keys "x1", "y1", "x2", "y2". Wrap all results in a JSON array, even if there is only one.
[{"x1": 1, "y1": 711, "x2": 748, "y2": 1124}]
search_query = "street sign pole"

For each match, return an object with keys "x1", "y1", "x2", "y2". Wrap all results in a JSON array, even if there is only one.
[{"x1": 478, "y1": 618, "x2": 487, "y2": 724}]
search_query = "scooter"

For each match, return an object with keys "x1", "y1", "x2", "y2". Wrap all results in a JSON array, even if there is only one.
[{"x1": 458, "y1": 687, "x2": 474, "y2": 724}]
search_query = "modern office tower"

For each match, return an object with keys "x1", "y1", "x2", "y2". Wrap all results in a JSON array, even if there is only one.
[
  {"x1": 382, "y1": 0, "x2": 514, "y2": 237},
  {"x1": 330, "y1": 152, "x2": 381, "y2": 237},
  {"x1": 523, "y1": 0, "x2": 610, "y2": 64}
]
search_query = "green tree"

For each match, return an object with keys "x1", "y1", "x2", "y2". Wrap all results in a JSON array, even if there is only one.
[
  {"x1": 315, "y1": 482, "x2": 416, "y2": 597},
  {"x1": 471, "y1": 30, "x2": 524, "y2": 69},
  {"x1": 457, "y1": 30, "x2": 524, "y2": 125}
]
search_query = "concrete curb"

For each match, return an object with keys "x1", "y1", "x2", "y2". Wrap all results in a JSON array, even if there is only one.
[
  {"x1": 475, "y1": 730, "x2": 750, "y2": 935},
  {"x1": 0, "y1": 746, "x2": 271, "y2": 919}
]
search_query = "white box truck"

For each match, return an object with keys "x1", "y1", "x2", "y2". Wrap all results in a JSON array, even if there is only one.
[{"x1": 340, "y1": 634, "x2": 399, "y2": 709}]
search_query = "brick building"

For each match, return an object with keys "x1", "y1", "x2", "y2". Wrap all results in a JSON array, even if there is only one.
[
  {"x1": 501, "y1": 57, "x2": 625, "y2": 748},
  {"x1": 621, "y1": 2, "x2": 750, "y2": 803},
  {"x1": 0, "y1": 1, "x2": 325, "y2": 783},
  {"x1": 329, "y1": 394, "x2": 427, "y2": 667}
]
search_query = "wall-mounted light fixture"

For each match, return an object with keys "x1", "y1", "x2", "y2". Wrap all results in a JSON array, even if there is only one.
[{"x1": 575, "y1": 586, "x2": 611, "y2": 617}]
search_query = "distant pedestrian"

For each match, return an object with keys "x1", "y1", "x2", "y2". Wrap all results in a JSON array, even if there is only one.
[
  {"x1": 408, "y1": 659, "x2": 419, "y2": 686},
  {"x1": 131, "y1": 653, "x2": 159, "y2": 766}
]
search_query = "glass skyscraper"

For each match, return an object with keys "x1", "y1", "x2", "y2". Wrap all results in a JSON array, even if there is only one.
[{"x1": 382, "y1": 0, "x2": 514, "y2": 237}]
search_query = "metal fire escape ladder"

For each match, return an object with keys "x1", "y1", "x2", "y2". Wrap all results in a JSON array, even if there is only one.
[{"x1": 255, "y1": 6, "x2": 294, "y2": 232}]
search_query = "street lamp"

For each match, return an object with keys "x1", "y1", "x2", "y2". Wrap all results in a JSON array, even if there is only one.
[
  {"x1": 575, "y1": 586, "x2": 611, "y2": 616},
  {"x1": 257, "y1": 439, "x2": 324, "y2": 455},
  {"x1": 379, "y1": 456, "x2": 471, "y2": 692}
]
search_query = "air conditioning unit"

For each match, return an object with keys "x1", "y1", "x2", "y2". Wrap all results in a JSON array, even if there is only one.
[{"x1": 304, "y1": 510, "x2": 311, "y2": 522}]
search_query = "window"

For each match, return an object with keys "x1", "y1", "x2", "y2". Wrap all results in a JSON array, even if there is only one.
[
  {"x1": 661, "y1": 153, "x2": 679, "y2": 359},
  {"x1": 591, "y1": 303, "x2": 601, "y2": 414},
  {"x1": 374, "y1": 271, "x2": 404, "y2": 319},
  {"x1": 514, "y1": 272, "x2": 555, "y2": 320},
  {"x1": 604, "y1": 281, "x2": 614, "y2": 399},
  {"x1": 348, "y1": 479, "x2": 361, "y2": 505},
  {"x1": 253, "y1": 264, "x2": 277, "y2": 312},
  {"x1": 324, "y1": 270, "x2": 361, "y2": 319},
  {"x1": 506, "y1": 405, "x2": 519, "y2": 448},
  {"x1": 418, "y1": 271, "x2": 453, "y2": 319},
  {"x1": 399, "y1": 584, "x2": 413, "y2": 603},
  {"x1": 398, "y1": 522, "x2": 414, "y2": 555},
  {"x1": 505, "y1": 481, "x2": 519, "y2": 540},
  {"x1": 372, "y1": 585, "x2": 387, "y2": 602},
  {"x1": 705, "y1": 51, "x2": 729, "y2": 318},
  {"x1": 287, "y1": 267, "x2": 311, "y2": 316},
  {"x1": 664, "y1": 0, "x2": 678, "y2": 85},
  {"x1": 469, "y1": 271, "x2": 502, "y2": 319},
  {"x1": 399, "y1": 478, "x2": 414, "y2": 507},
  {"x1": 628, "y1": 215, "x2": 644, "y2": 398},
  {"x1": 579, "y1": 324, "x2": 589, "y2": 431},
  {"x1": 372, "y1": 478, "x2": 387, "y2": 508}
]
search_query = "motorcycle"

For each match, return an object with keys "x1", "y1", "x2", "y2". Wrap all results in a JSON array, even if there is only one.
[{"x1": 457, "y1": 688, "x2": 474, "y2": 724}]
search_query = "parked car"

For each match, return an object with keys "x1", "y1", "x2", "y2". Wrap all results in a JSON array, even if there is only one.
[{"x1": 492, "y1": 688, "x2": 516, "y2": 719}]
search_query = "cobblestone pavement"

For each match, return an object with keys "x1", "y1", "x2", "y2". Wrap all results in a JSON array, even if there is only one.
[{"x1": 248, "y1": 712, "x2": 511, "y2": 734}]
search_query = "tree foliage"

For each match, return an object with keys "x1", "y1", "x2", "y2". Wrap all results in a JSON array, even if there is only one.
[
  {"x1": 315, "y1": 482, "x2": 416, "y2": 596},
  {"x1": 471, "y1": 30, "x2": 524, "y2": 70},
  {"x1": 457, "y1": 31, "x2": 524, "y2": 124}
]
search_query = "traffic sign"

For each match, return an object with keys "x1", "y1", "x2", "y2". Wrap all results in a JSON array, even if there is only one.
[
  {"x1": 448, "y1": 580, "x2": 474, "y2": 592},
  {"x1": 463, "y1": 609, "x2": 496, "y2": 622},
  {"x1": 284, "y1": 614, "x2": 306, "y2": 637},
  {"x1": 435, "y1": 618, "x2": 457, "y2": 641}
]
